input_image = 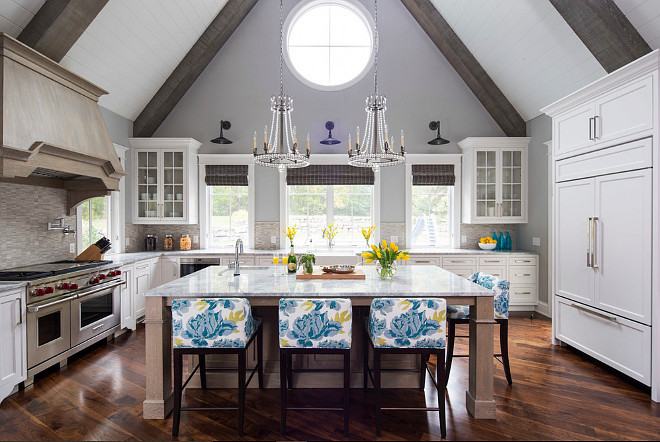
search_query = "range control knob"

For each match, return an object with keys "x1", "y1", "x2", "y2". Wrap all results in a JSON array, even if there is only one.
[
  {"x1": 115, "y1": 270, "x2": 122, "y2": 276},
  {"x1": 93, "y1": 278, "x2": 100, "y2": 284},
  {"x1": 60, "y1": 283, "x2": 70, "y2": 290},
  {"x1": 44, "y1": 287, "x2": 54, "y2": 294},
  {"x1": 34, "y1": 288, "x2": 45, "y2": 296},
  {"x1": 98, "y1": 274, "x2": 106, "y2": 280},
  {"x1": 70, "y1": 283, "x2": 79, "y2": 290}
]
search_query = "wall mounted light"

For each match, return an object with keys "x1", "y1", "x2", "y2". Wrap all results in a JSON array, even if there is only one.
[
  {"x1": 211, "y1": 120, "x2": 233, "y2": 144},
  {"x1": 428, "y1": 121, "x2": 449, "y2": 145},
  {"x1": 320, "y1": 121, "x2": 341, "y2": 145}
]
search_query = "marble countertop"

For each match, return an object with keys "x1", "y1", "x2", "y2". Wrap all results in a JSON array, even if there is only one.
[
  {"x1": 145, "y1": 265, "x2": 494, "y2": 299},
  {"x1": 0, "y1": 282, "x2": 27, "y2": 293}
]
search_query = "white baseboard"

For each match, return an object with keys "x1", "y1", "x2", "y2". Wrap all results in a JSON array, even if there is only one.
[{"x1": 535, "y1": 301, "x2": 551, "y2": 318}]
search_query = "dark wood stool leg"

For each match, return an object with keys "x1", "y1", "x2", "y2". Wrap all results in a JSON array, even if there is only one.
[
  {"x1": 199, "y1": 354, "x2": 207, "y2": 389},
  {"x1": 419, "y1": 354, "x2": 428, "y2": 390},
  {"x1": 237, "y1": 350, "x2": 246, "y2": 436},
  {"x1": 257, "y1": 325, "x2": 264, "y2": 389},
  {"x1": 374, "y1": 351, "x2": 382, "y2": 437},
  {"x1": 437, "y1": 350, "x2": 447, "y2": 439},
  {"x1": 500, "y1": 319, "x2": 512, "y2": 385},
  {"x1": 287, "y1": 353, "x2": 293, "y2": 389},
  {"x1": 363, "y1": 333, "x2": 369, "y2": 390},
  {"x1": 343, "y1": 350, "x2": 350, "y2": 436},
  {"x1": 172, "y1": 350, "x2": 183, "y2": 437},
  {"x1": 445, "y1": 319, "x2": 456, "y2": 387},
  {"x1": 280, "y1": 349, "x2": 287, "y2": 435}
]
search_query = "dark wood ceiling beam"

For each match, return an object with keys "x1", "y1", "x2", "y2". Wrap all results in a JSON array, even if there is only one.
[
  {"x1": 549, "y1": 0, "x2": 651, "y2": 73},
  {"x1": 400, "y1": 0, "x2": 526, "y2": 136},
  {"x1": 134, "y1": 0, "x2": 258, "y2": 137},
  {"x1": 17, "y1": 0, "x2": 108, "y2": 62}
]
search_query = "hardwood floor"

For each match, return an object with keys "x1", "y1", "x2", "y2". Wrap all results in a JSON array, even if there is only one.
[{"x1": 1, "y1": 314, "x2": 658, "y2": 441}]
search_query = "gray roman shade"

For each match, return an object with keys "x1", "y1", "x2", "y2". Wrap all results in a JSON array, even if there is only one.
[
  {"x1": 286, "y1": 165, "x2": 375, "y2": 185},
  {"x1": 205, "y1": 165, "x2": 248, "y2": 186},
  {"x1": 412, "y1": 164, "x2": 455, "y2": 186}
]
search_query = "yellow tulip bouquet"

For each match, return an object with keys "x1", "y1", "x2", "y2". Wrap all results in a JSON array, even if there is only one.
[
  {"x1": 361, "y1": 225, "x2": 376, "y2": 248},
  {"x1": 283, "y1": 225, "x2": 297, "y2": 247},
  {"x1": 361, "y1": 240, "x2": 409, "y2": 279},
  {"x1": 322, "y1": 223, "x2": 338, "y2": 248}
]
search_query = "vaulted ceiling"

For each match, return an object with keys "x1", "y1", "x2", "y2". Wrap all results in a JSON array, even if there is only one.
[{"x1": 1, "y1": 0, "x2": 660, "y2": 127}]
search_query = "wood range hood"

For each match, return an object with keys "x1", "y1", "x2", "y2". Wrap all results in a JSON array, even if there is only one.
[{"x1": 0, "y1": 33, "x2": 126, "y2": 215}]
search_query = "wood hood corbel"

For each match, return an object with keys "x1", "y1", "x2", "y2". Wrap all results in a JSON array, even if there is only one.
[{"x1": 0, "y1": 33, "x2": 126, "y2": 215}]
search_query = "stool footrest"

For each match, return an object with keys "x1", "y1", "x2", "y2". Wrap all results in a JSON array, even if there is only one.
[
  {"x1": 181, "y1": 406, "x2": 238, "y2": 411},
  {"x1": 382, "y1": 407, "x2": 442, "y2": 411},
  {"x1": 286, "y1": 407, "x2": 345, "y2": 411}
]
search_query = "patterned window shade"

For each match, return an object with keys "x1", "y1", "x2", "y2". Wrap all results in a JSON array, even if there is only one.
[
  {"x1": 412, "y1": 164, "x2": 455, "y2": 186},
  {"x1": 205, "y1": 165, "x2": 249, "y2": 186},
  {"x1": 286, "y1": 165, "x2": 374, "y2": 185}
]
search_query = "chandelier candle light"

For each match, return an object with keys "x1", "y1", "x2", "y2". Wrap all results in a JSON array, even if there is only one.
[
  {"x1": 253, "y1": 0, "x2": 310, "y2": 172},
  {"x1": 348, "y1": 0, "x2": 405, "y2": 172}
]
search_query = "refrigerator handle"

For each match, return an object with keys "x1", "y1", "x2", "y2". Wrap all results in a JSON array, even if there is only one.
[
  {"x1": 586, "y1": 217, "x2": 592, "y2": 268},
  {"x1": 591, "y1": 217, "x2": 599, "y2": 269}
]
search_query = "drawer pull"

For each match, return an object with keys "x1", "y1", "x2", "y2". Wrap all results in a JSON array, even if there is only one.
[
  {"x1": 415, "y1": 260, "x2": 431, "y2": 264},
  {"x1": 449, "y1": 260, "x2": 469, "y2": 263},
  {"x1": 516, "y1": 291, "x2": 531, "y2": 295},
  {"x1": 571, "y1": 303, "x2": 618, "y2": 322},
  {"x1": 515, "y1": 273, "x2": 531, "y2": 277},
  {"x1": 514, "y1": 260, "x2": 531, "y2": 263},
  {"x1": 483, "y1": 260, "x2": 501, "y2": 263}
]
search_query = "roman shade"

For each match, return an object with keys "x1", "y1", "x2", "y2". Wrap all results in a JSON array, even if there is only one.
[
  {"x1": 412, "y1": 164, "x2": 455, "y2": 186},
  {"x1": 205, "y1": 165, "x2": 248, "y2": 186},
  {"x1": 286, "y1": 165, "x2": 375, "y2": 185}
]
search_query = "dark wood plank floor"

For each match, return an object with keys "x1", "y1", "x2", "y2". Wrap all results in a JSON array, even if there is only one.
[{"x1": 1, "y1": 314, "x2": 658, "y2": 441}]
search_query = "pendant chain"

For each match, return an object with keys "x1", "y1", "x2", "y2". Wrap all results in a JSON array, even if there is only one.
[
  {"x1": 279, "y1": 0, "x2": 284, "y2": 96},
  {"x1": 374, "y1": 0, "x2": 378, "y2": 95}
]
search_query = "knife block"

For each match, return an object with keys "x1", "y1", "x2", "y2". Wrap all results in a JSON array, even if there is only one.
[{"x1": 75, "y1": 244, "x2": 105, "y2": 261}]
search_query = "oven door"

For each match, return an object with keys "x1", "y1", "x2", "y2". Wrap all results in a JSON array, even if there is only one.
[
  {"x1": 27, "y1": 294, "x2": 74, "y2": 369},
  {"x1": 71, "y1": 281, "x2": 122, "y2": 347}
]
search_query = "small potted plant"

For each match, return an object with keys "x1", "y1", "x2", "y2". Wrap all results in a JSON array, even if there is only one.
[
  {"x1": 361, "y1": 240, "x2": 409, "y2": 280},
  {"x1": 298, "y1": 253, "x2": 316, "y2": 274}
]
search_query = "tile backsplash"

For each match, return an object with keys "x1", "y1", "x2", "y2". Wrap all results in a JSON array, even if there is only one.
[
  {"x1": 0, "y1": 182, "x2": 76, "y2": 270},
  {"x1": 125, "y1": 223, "x2": 201, "y2": 252},
  {"x1": 460, "y1": 224, "x2": 517, "y2": 249}
]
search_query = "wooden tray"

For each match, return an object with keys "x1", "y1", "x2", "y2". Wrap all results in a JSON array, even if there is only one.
[{"x1": 296, "y1": 267, "x2": 366, "y2": 280}]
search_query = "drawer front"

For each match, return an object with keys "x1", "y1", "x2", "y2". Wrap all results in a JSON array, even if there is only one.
[
  {"x1": 442, "y1": 266, "x2": 477, "y2": 279},
  {"x1": 509, "y1": 266, "x2": 536, "y2": 284},
  {"x1": 407, "y1": 256, "x2": 440, "y2": 266},
  {"x1": 256, "y1": 256, "x2": 276, "y2": 266},
  {"x1": 508, "y1": 256, "x2": 537, "y2": 266},
  {"x1": 442, "y1": 257, "x2": 476, "y2": 267},
  {"x1": 509, "y1": 284, "x2": 536, "y2": 305},
  {"x1": 555, "y1": 297, "x2": 651, "y2": 385},
  {"x1": 478, "y1": 265, "x2": 507, "y2": 280},
  {"x1": 478, "y1": 257, "x2": 507, "y2": 266},
  {"x1": 221, "y1": 257, "x2": 255, "y2": 266}
]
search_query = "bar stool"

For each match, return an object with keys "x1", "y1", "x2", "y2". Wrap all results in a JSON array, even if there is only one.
[
  {"x1": 278, "y1": 298, "x2": 352, "y2": 436},
  {"x1": 364, "y1": 298, "x2": 447, "y2": 438},
  {"x1": 171, "y1": 298, "x2": 263, "y2": 437},
  {"x1": 446, "y1": 272, "x2": 512, "y2": 385}
]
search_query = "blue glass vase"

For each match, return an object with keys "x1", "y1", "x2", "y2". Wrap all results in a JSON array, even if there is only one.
[
  {"x1": 505, "y1": 231, "x2": 512, "y2": 250},
  {"x1": 498, "y1": 231, "x2": 505, "y2": 250},
  {"x1": 492, "y1": 231, "x2": 499, "y2": 250}
]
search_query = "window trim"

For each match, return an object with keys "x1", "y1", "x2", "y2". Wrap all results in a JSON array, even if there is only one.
[
  {"x1": 76, "y1": 196, "x2": 112, "y2": 253},
  {"x1": 405, "y1": 154, "x2": 462, "y2": 249},
  {"x1": 280, "y1": 154, "x2": 380, "y2": 248}
]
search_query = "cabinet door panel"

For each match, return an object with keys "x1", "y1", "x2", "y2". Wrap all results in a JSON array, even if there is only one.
[
  {"x1": 0, "y1": 291, "x2": 26, "y2": 402},
  {"x1": 594, "y1": 169, "x2": 652, "y2": 324},
  {"x1": 555, "y1": 179, "x2": 595, "y2": 305},
  {"x1": 554, "y1": 103, "x2": 596, "y2": 158},
  {"x1": 120, "y1": 267, "x2": 136, "y2": 331},
  {"x1": 597, "y1": 76, "x2": 653, "y2": 146}
]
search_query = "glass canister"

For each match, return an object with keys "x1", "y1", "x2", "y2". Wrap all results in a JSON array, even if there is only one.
[
  {"x1": 163, "y1": 234, "x2": 174, "y2": 251},
  {"x1": 179, "y1": 234, "x2": 192, "y2": 251}
]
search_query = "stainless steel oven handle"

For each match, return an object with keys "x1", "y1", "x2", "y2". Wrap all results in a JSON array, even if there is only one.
[
  {"x1": 76, "y1": 281, "x2": 123, "y2": 300},
  {"x1": 27, "y1": 294, "x2": 78, "y2": 312}
]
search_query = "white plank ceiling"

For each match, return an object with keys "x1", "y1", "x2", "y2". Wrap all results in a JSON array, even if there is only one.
[
  {"x1": 430, "y1": 0, "x2": 607, "y2": 121},
  {"x1": 0, "y1": 0, "x2": 45, "y2": 37},
  {"x1": 614, "y1": 0, "x2": 660, "y2": 50},
  {"x1": 59, "y1": 0, "x2": 228, "y2": 121}
]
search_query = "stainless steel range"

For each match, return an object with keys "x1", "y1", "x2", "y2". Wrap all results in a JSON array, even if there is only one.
[{"x1": 0, "y1": 260, "x2": 123, "y2": 383}]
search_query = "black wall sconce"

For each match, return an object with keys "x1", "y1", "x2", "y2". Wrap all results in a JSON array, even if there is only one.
[
  {"x1": 320, "y1": 121, "x2": 341, "y2": 145},
  {"x1": 211, "y1": 120, "x2": 233, "y2": 144},
  {"x1": 428, "y1": 121, "x2": 449, "y2": 145}
]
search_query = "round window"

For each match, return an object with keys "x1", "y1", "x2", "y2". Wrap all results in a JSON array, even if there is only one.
[{"x1": 284, "y1": 0, "x2": 374, "y2": 91}]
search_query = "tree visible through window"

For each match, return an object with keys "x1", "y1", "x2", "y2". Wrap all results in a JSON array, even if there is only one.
[
  {"x1": 80, "y1": 197, "x2": 110, "y2": 250},
  {"x1": 210, "y1": 186, "x2": 249, "y2": 247},
  {"x1": 411, "y1": 186, "x2": 450, "y2": 247}
]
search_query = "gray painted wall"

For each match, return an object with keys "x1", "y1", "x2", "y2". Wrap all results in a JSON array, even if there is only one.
[
  {"x1": 518, "y1": 114, "x2": 551, "y2": 304},
  {"x1": 153, "y1": 0, "x2": 504, "y2": 222},
  {"x1": 100, "y1": 105, "x2": 132, "y2": 147}
]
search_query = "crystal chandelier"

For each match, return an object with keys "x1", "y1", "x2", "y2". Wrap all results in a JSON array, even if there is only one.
[
  {"x1": 348, "y1": 0, "x2": 404, "y2": 171},
  {"x1": 254, "y1": 0, "x2": 310, "y2": 172}
]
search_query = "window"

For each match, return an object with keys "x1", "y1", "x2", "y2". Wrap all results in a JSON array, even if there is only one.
[
  {"x1": 285, "y1": 0, "x2": 374, "y2": 90},
  {"x1": 410, "y1": 186, "x2": 451, "y2": 247},
  {"x1": 288, "y1": 185, "x2": 374, "y2": 247},
  {"x1": 209, "y1": 186, "x2": 249, "y2": 247},
  {"x1": 79, "y1": 197, "x2": 111, "y2": 250}
]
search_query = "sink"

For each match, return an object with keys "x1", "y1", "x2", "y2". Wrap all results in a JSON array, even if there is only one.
[{"x1": 219, "y1": 266, "x2": 271, "y2": 276}]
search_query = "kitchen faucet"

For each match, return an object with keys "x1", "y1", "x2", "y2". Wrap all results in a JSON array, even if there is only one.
[{"x1": 234, "y1": 238, "x2": 243, "y2": 276}]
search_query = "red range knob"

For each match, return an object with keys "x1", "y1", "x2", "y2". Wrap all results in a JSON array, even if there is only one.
[
  {"x1": 45, "y1": 287, "x2": 54, "y2": 294},
  {"x1": 70, "y1": 283, "x2": 79, "y2": 290},
  {"x1": 115, "y1": 270, "x2": 121, "y2": 275},
  {"x1": 107, "y1": 271, "x2": 115, "y2": 277},
  {"x1": 93, "y1": 278, "x2": 100, "y2": 284},
  {"x1": 99, "y1": 274, "x2": 106, "y2": 280},
  {"x1": 61, "y1": 283, "x2": 70, "y2": 289},
  {"x1": 36, "y1": 289, "x2": 45, "y2": 296}
]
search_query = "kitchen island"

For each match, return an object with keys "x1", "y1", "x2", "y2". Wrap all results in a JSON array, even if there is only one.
[{"x1": 142, "y1": 265, "x2": 497, "y2": 420}]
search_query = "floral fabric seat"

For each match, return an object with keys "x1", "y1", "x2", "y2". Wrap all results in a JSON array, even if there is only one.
[
  {"x1": 447, "y1": 272, "x2": 510, "y2": 320},
  {"x1": 368, "y1": 298, "x2": 446, "y2": 349},
  {"x1": 172, "y1": 298, "x2": 261, "y2": 348},
  {"x1": 279, "y1": 298, "x2": 352, "y2": 349}
]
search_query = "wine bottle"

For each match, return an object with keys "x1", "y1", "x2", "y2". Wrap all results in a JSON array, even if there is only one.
[{"x1": 287, "y1": 246, "x2": 297, "y2": 273}]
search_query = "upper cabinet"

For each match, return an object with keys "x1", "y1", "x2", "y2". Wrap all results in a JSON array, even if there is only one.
[
  {"x1": 129, "y1": 138, "x2": 201, "y2": 224},
  {"x1": 459, "y1": 137, "x2": 531, "y2": 224}
]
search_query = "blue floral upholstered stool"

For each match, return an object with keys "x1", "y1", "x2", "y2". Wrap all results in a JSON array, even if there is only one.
[
  {"x1": 446, "y1": 272, "x2": 512, "y2": 386},
  {"x1": 364, "y1": 298, "x2": 447, "y2": 438},
  {"x1": 278, "y1": 298, "x2": 352, "y2": 436},
  {"x1": 171, "y1": 298, "x2": 263, "y2": 437}
]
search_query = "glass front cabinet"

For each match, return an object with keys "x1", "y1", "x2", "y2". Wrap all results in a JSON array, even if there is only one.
[
  {"x1": 458, "y1": 137, "x2": 530, "y2": 224},
  {"x1": 129, "y1": 138, "x2": 201, "y2": 224}
]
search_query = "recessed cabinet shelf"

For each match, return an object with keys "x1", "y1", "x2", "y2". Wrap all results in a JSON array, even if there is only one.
[
  {"x1": 459, "y1": 137, "x2": 530, "y2": 224},
  {"x1": 130, "y1": 138, "x2": 201, "y2": 224}
]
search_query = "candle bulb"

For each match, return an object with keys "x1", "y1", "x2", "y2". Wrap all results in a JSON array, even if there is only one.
[
  {"x1": 356, "y1": 126, "x2": 360, "y2": 153},
  {"x1": 306, "y1": 132, "x2": 310, "y2": 157},
  {"x1": 391, "y1": 136, "x2": 395, "y2": 152},
  {"x1": 348, "y1": 134, "x2": 352, "y2": 155},
  {"x1": 292, "y1": 126, "x2": 297, "y2": 145},
  {"x1": 401, "y1": 129, "x2": 405, "y2": 149},
  {"x1": 253, "y1": 131, "x2": 257, "y2": 155},
  {"x1": 264, "y1": 125, "x2": 268, "y2": 152},
  {"x1": 385, "y1": 124, "x2": 389, "y2": 146}
]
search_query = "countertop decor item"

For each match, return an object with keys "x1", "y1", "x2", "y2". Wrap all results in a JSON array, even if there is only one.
[
  {"x1": 283, "y1": 225, "x2": 297, "y2": 248},
  {"x1": 348, "y1": 0, "x2": 404, "y2": 172},
  {"x1": 298, "y1": 253, "x2": 316, "y2": 274},
  {"x1": 179, "y1": 234, "x2": 191, "y2": 251},
  {"x1": 322, "y1": 223, "x2": 338, "y2": 248},
  {"x1": 297, "y1": 267, "x2": 365, "y2": 280},
  {"x1": 210, "y1": 120, "x2": 233, "y2": 144},
  {"x1": 428, "y1": 121, "x2": 450, "y2": 145},
  {"x1": 362, "y1": 240, "x2": 409, "y2": 280},
  {"x1": 478, "y1": 237, "x2": 497, "y2": 250},
  {"x1": 361, "y1": 225, "x2": 376, "y2": 248},
  {"x1": 320, "y1": 121, "x2": 341, "y2": 145},
  {"x1": 253, "y1": 0, "x2": 310, "y2": 172}
]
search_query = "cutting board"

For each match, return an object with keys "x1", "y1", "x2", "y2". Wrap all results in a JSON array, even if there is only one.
[{"x1": 296, "y1": 267, "x2": 366, "y2": 280}]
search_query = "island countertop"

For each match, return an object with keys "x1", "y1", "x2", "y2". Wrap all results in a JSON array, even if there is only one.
[{"x1": 144, "y1": 265, "x2": 494, "y2": 302}]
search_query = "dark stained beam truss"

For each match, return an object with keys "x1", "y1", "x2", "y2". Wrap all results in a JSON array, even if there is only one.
[
  {"x1": 133, "y1": 0, "x2": 259, "y2": 138},
  {"x1": 550, "y1": 0, "x2": 651, "y2": 73},
  {"x1": 400, "y1": 0, "x2": 526, "y2": 137},
  {"x1": 18, "y1": 0, "x2": 108, "y2": 62}
]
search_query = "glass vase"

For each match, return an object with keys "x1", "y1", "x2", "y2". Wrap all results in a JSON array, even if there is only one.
[{"x1": 376, "y1": 260, "x2": 397, "y2": 280}]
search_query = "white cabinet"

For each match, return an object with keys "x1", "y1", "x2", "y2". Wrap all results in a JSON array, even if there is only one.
[
  {"x1": 157, "y1": 256, "x2": 179, "y2": 286},
  {"x1": 120, "y1": 265, "x2": 136, "y2": 331},
  {"x1": 0, "y1": 289, "x2": 26, "y2": 403},
  {"x1": 130, "y1": 138, "x2": 201, "y2": 224},
  {"x1": 459, "y1": 137, "x2": 530, "y2": 224},
  {"x1": 134, "y1": 260, "x2": 153, "y2": 320}
]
